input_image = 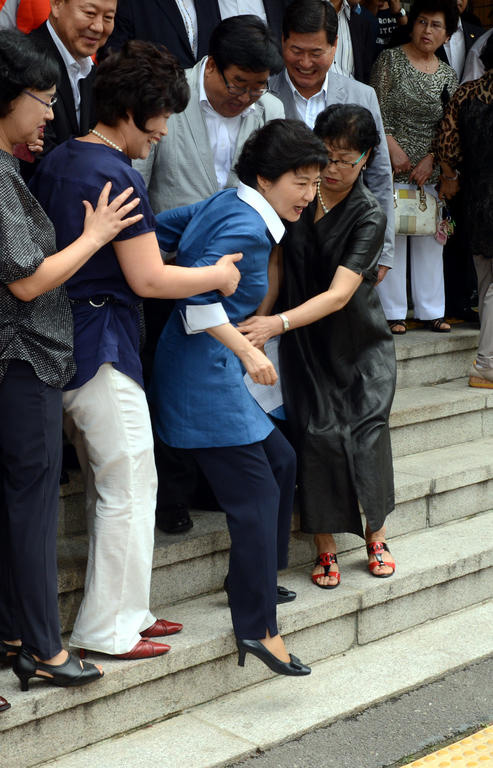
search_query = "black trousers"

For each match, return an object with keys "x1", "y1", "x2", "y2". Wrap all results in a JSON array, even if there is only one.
[
  {"x1": 0, "y1": 361, "x2": 63, "y2": 659},
  {"x1": 191, "y1": 426, "x2": 296, "y2": 639}
]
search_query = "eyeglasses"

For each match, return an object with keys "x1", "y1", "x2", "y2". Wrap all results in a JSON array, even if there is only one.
[
  {"x1": 220, "y1": 71, "x2": 268, "y2": 99},
  {"x1": 416, "y1": 17, "x2": 445, "y2": 30},
  {"x1": 325, "y1": 149, "x2": 367, "y2": 168},
  {"x1": 23, "y1": 90, "x2": 58, "y2": 110}
]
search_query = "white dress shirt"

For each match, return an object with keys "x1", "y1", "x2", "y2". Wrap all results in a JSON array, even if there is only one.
[
  {"x1": 332, "y1": 0, "x2": 355, "y2": 78},
  {"x1": 47, "y1": 20, "x2": 92, "y2": 126},
  {"x1": 444, "y1": 19, "x2": 466, "y2": 79},
  {"x1": 174, "y1": 0, "x2": 198, "y2": 57},
  {"x1": 0, "y1": 0, "x2": 19, "y2": 29},
  {"x1": 461, "y1": 28, "x2": 491, "y2": 83},
  {"x1": 285, "y1": 69, "x2": 329, "y2": 129},
  {"x1": 199, "y1": 60, "x2": 255, "y2": 190},
  {"x1": 218, "y1": 0, "x2": 267, "y2": 23}
]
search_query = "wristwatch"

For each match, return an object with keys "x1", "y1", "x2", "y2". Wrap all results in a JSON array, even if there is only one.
[
  {"x1": 394, "y1": 7, "x2": 407, "y2": 16},
  {"x1": 277, "y1": 313, "x2": 290, "y2": 332}
]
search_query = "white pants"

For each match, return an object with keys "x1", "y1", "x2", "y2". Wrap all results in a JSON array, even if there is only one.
[
  {"x1": 474, "y1": 255, "x2": 493, "y2": 369},
  {"x1": 63, "y1": 364, "x2": 157, "y2": 654},
  {"x1": 377, "y1": 184, "x2": 445, "y2": 321}
]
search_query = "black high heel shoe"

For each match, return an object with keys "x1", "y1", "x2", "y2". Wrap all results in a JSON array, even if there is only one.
[
  {"x1": 237, "y1": 639, "x2": 311, "y2": 677},
  {"x1": 13, "y1": 648, "x2": 104, "y2": 691},
  {"x1": 0, "y1": 641, "x2": 21, "y2": 666}
]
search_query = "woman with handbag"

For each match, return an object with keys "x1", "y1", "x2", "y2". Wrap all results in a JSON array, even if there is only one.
[
  {"x1": 370, "y1": 0, "x2": 458, "y2": 334},
  {"x1": 239, "y1": 105, "x2": 397, "y2": 588}
]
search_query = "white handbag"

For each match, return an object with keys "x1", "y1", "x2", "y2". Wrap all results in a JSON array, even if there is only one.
[{"x1": 393, "y1": 184, "x2": 438, "y2": 237}]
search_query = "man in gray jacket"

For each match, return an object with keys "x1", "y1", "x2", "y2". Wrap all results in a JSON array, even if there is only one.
[
  {"x1": 269, "y1": 0, "x2": 394, "y2": 278},
  {"x1": 135, "y1": 16, "x2": 285, "y2": 535},
  {"x1": 135, "y1": 15, "x2": 285, "y2": 213}
]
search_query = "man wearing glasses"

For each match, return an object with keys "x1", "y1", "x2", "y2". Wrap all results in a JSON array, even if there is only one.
[{"x1": 134, "y1": 15, "x2": 285, "y2": 537}]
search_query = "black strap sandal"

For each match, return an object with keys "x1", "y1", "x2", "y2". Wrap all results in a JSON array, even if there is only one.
[
  {"x1": 422, "y1": 318, "x2": 451, "y2": 333},
  {"x1": 367, "y1": 541, "x2": 395, "y2": 578},
  {"x1": 388, "y1": 319, "x2": 407, "y2": 335}
]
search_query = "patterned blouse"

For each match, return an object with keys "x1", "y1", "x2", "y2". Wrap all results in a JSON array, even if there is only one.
[
  {"x1": 0, "y1": 150, "x2": 75, "y2": 387},
  {"x1": 371, "y1": 46, "x2": 458, "y2": 184},
  {"x1": 437, "y1": 71, "x2": 493, "y2": 168}
]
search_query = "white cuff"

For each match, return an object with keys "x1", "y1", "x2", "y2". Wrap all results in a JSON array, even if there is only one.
[{"x1": 180, "y1": 303, "x2": 229, "y2": 335}]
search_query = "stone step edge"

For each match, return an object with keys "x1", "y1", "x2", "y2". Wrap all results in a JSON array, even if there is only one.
[
  {"x1": 33, "y1": 599, "x2": 493, "y2": 768},
  {"x1": 3, "y1": 509, "x2": 492, "y2": 734},
  {"x1": 393, "y1": 326, "x2": 479, "y2": 361}
]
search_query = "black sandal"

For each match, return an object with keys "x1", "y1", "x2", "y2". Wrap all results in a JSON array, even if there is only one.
[
  {"x1": 13, "y1": 648, "x2": 103, "y2": 691},
  {"x1": 311, "y1": 553, "x2": 341, "y2": 589},
  {"x1": 388, "y1": 319, "x2": 407, "y2": 335},
  {"x1": 422, "y1": 318, "x2": 451, "y2": 333}
]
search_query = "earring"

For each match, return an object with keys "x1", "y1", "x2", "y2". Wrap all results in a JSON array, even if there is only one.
[{"x1": 362, "y1": 164, "x2": 367, "y2": 170}]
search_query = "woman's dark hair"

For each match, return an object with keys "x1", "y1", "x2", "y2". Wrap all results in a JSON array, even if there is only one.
[
  {"x1": 479, "y1": 32, "x2": 493, "y2": 71},
  {"x1": 209, "y1": 15, "x2": 283, "y2": 74},
  {"x1": 0, "y1": 29, "x2": 60, "y2": 118},
  {"x1": 235, "y1": 119, "x2": 328, "y2": 188},
  {"x1": 406, "y1": 0, "x2": 459, "y2": 37},
  {"x1": 314, "y1": 104, "x2": 380, "y2": 166},
  {"x1": 282, "y1": 0, "x2": 338, "y2": 47},
  {"x1": 93, "y1": 40, "x2": 189, "y2": 131}
]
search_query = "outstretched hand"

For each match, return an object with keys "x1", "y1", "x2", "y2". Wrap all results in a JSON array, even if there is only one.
[
  {"x1": 82, "y1": 182, "x2": 144, "y2": 249},
  {"x1": 238, "y1": 314, "x2": 282, "y2": 348}
]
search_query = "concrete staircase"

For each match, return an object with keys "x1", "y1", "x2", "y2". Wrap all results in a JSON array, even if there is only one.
[{"x1": 2, "y1": 325, "x2": 493, "y2": 768}]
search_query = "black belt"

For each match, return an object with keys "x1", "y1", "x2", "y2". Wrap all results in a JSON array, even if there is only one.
[{"x1": 69, "y1": 295, "x2": 137, "y2": 309}]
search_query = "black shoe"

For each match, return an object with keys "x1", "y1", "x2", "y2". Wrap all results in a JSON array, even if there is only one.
[
  {"x1": 156, "y1": 504, "x2": 193, "y2": 534},
  {"x1": 0, "y1": 641, "x2": 21, "y2": 666},
  {"x1": 13, "y1": 648, "x2": 103, "y2": 691},
  {"x1": 236, "y1": 639, "x2": 311, "y2": 676},
  {"x1": 223, "y1": 577, "x2": 296, "y2": 605}
]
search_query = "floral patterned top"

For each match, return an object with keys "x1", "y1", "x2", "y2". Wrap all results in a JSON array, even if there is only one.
[{"x1": 371, "y1": 46, "x2": 458, "y2": 183}]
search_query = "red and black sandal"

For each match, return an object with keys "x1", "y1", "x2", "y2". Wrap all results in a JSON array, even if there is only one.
[
  {"x1": 311, "y1": 552, "x2": 341, "y2": 590},
  {"x1": 366, "y1": 541, "x2": 395, "y2": 578}
]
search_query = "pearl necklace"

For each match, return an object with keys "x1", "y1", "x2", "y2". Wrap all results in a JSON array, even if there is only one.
[
  {"x1": 89, "y1": 128, "x2": 123, "y2": 152},
  {"x1": 317, "y1": 180, "x2": 330, "y2": 214}
]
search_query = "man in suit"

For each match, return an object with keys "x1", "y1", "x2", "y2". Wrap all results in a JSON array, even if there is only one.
[
  {"x1": 217, "y1": 0, "x2": 291, "y2": 42},
  {"x1": 325, "y1": 0, "x2": 376, "y2": 82},
  {"x1": 29, "y1": 0, "x2": 116, "y2": 158},
  {"x1": 270, "y1": 0, "x2": 394, "y2": 277},
  {"x1": 135, "y1": 15, "x2": 285, "y2": 534},
  {"x1": 436, "y1": 0, "x2": 484, "y2": 79}
]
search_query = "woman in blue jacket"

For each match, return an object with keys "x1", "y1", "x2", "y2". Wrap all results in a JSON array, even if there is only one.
[{"x1": 151, "y1": 120, "x2": 327, "y2": 677}]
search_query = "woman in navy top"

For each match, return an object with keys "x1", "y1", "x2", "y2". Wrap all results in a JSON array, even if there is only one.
[
  {"x1": 151, "y1": 120, "x2": 327, "y2": 677},
  {"x1": 29, "y1": 41, "x2": 241, "y2": 661}
]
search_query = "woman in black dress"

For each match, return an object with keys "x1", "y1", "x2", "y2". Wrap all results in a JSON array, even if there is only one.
[{"x1": 239, "y1": 104, "x2": 397, "y2": 587}]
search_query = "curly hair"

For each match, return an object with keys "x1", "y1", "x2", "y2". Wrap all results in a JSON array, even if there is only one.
[
  {"x1": 314, "y1": 103, "x2": 380, "y2": 166},
  {"x1": 93, "y1": 40, "x2": 189, "y2": 131},
  {"x1": 0, "y1": 29, "x2": 60, "y2": 118},
  {"x1": 407, "y1": 0, "x2": 459, "y2": 37}
]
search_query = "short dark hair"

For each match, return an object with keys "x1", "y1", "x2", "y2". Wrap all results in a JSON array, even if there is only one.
[
  {"x1": 235, "y1": 119, "x2": 328, "y2": 188},
  {"x1": 282, "y1": 0, "x2": 338, "y2": 47},
  {"x1": 0, "y1": 29, "x2": 60, "y2": 118},
  {"x1": 314, "y1": 104, "x2": 380, "y2": 166},
  {"x1": 93, "y1": 40, "x2": 189, "y2": 131},
  {"x1": 407, "y1": 0, "x2": 459, "y2": 37},
  {"x1": 209, "y1": 15, "x2": 283, "y2": 74},
  {"x1": 479, "y1": 32, "x2": 493, "y2": 71}
]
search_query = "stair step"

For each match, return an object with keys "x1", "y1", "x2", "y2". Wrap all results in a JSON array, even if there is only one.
[
  {"x1": 32, "y1": 599, "x2": 493, "y2": 768},
  {"x1": 393, "y1": 325, "x2": 478, "y2": 389},
  {"x1": 2, "y1": 511, "x2": 492, "y2": 768},
  {"x1": 390, "y1": 380, "x2": 493, "y2": 457}
]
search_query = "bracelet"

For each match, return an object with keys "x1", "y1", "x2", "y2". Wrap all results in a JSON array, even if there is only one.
[
  {"x1": 441, "y1": 171, "x2": 459, "y2": 180},
  {"x1": 277, "y1": 313, "x2": 290, "y2": 332}
]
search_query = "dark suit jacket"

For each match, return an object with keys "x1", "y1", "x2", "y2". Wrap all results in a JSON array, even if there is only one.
[
  {"x1": 102, "y1": 0, "x2": 221, "y2": 68},
  {"x1": 29, "y1": 22, "x2": 95, "y2": 156},
  {"x1": 436, "y1": 20, "x2": 485, "y2": 76},
  {"x1": 349, "y1": 6, "x2": 378, "y2": 83}
]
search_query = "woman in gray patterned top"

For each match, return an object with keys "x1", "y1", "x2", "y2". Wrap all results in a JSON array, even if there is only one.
[
  {"x1": 370, "y1": 0, "x2": 458, "y2": 334},
  {"x1": 0, "y1": 29, "x2": 142, "y2": 693}
]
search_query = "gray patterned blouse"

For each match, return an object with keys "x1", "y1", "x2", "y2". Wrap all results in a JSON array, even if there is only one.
[
  {"x1": 0, "y1": 150, "x2": 75, "y2": 387},
  {"x1": 370, "y1": 46, "x2": 458, "y2": 184}
]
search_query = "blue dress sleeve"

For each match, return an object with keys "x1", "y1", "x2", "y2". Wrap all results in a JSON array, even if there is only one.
[{"x1": 155, "y1": 202, "x2": 204, "y2": 252}]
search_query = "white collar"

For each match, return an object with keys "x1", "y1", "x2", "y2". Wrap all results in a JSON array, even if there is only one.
[
  {"x1": 46, "y1": 19, "x2": 93, "y2": 76},
  {"x1": 199, "y1": 58, "x2": 256, "y2": 118},
  {"x1": 284, "y1": 67, "x2": 329, "y2": 102},
  {"x1": 340, "y1": 0, "x2": 351, "y2": 21},
  {"x1": 236, "y1": 182, "x2": 285, "y2": 243}
]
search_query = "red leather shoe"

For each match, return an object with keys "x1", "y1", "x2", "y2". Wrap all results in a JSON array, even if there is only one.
[
  {"x1": 0, "y1": 695, "x2": 11, "y2": 712},
  {"x1": 114, "y1": 639, "x2": 170, "y2": 659},
  {"x1": 140, "y1": 619, "x2": 183, "y2": 638},
  {"x1": 79, "y1": 639, "x2": 170, "y2": 660}
]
